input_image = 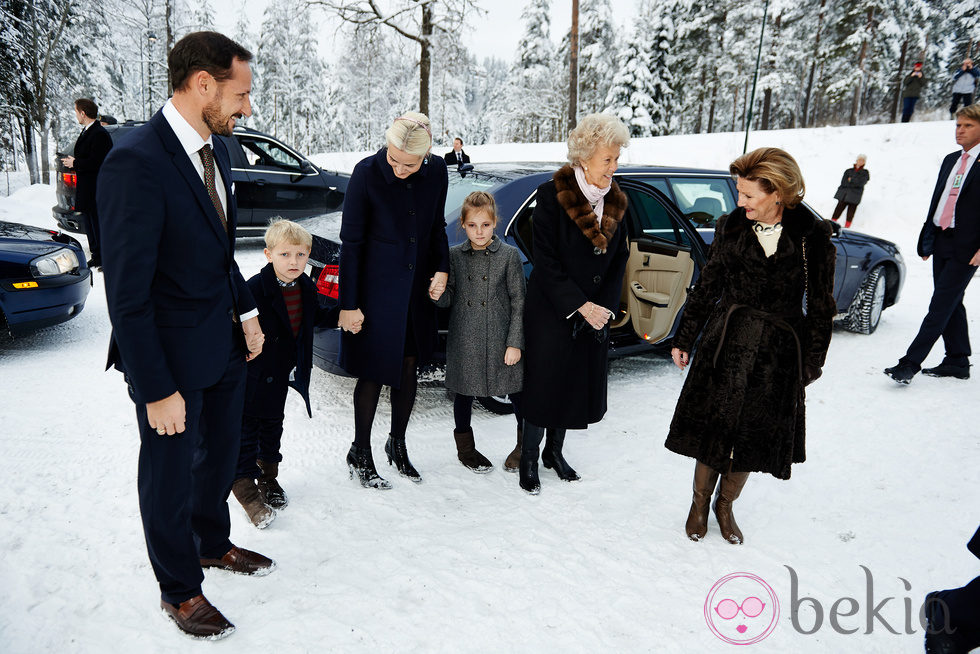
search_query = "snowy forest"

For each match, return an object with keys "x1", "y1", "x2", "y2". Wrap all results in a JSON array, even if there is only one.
[{"x1": 0, "y1": 0, "x2": 977, "y2": 185}]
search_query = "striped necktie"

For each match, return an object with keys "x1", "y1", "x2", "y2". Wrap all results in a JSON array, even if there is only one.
[{"x1": 199, "y1": 144, "x2": 228, "y2": 234}]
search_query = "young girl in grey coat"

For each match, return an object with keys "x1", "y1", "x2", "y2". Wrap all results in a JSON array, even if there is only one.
[{"x1": 435, "y1": 191, "x2": 526, "y2": 472}]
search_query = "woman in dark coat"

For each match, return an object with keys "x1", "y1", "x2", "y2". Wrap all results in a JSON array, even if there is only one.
[
  {"x1": 338, "y1": 112, "x2": 450, "y2": 489},
  {"x1": 665, "y1": 147, "x2": 836, "y2": 544},
  {"x1": 519, "y1": 113, "x2": 630, "y2": 495},
  {"x1": 831, "y1": 155, "x2": 870, "y2": 228}
]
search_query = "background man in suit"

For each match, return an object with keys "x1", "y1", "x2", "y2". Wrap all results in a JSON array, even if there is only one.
[
  {"x1": 885, "y1": 104, "x2": 980, "y2": 384},
  {"x1": 98, "y1": 31, "x2": 272, "y2": 639},
  {"x1": 444, "y1": 137, "x2": 470, "y2": 166},
  {"x1": 61, "y1": 98, "x2": 112, "y2": 268}
]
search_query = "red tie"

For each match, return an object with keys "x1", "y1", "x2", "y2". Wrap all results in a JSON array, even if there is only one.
[{"x1": 939, "y1": 152, "x2": 970, "y2": 230}]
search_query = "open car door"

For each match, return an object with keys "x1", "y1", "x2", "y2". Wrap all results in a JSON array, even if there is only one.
[{"x1": 614, "y1": 181, "x2": 708, "y2": 345}]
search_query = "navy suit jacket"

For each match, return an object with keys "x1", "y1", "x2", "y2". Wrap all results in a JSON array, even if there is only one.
[
  {"x1": 98, "y1": 110, "x2": 256, "y2": 404},
  {"x1": 917, "y1": 150, "x2": 980, "y2": 264}
]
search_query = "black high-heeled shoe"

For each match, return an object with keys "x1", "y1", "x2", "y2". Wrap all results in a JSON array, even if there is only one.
[
  {"x1": 346, "y1": 444, "x2": 392, "y2": 490},
  {"x1": 384, "y1": 435, "x2": 422, "y2": 483},
  {"x1": 541, "y1": 429, "x2": 580, "y2": 481}
]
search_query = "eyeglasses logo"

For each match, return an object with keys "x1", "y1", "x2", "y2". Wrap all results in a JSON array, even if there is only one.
[{"x1": 705, "y1": 573, "x2": 779, "y2": 645}]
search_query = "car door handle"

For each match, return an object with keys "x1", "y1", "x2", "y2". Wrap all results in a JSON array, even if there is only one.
[{"x1": 254, "y1": 179, "x2": 267, "y2": 186}]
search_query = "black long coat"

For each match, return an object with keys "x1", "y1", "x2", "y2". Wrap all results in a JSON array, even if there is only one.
[
  {"x1": 522, "y1": 166, "x2": 629, "y2": 429},
  {"x1": 244, "y1": 263, "x2": 338, "y2": 419},
  {"x1": 338, "y1": 148, "x2": 450, "y2": 387},
  {"x1": 833, "y1": 166, "x2": 870, "y2": 205},
  {"x1": 72, "y1": 121, "x2": 113, "y2": 215},
  {"x1": 664, "y1": 206, "x2": 836, "y2": 480}
]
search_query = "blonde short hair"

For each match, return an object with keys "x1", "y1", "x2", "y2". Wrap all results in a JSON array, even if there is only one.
[
  {"x1": 729, "y1": 147, "x2": 806, "y2": 208},
  {"x1": 956, "y1": 103, "x2": 980, "y2": 123},
  {"x1": 460, "y1": 191, "x2": 498, "y2": 227},
  {"x1": 264, "y1": 218, "x2": 312, "y2": 250},
  {"x1": 566, "y1": 113, "x2": 630, "y2": 166},
  {"x1": 384, "y1": 112, "x2": 433, "y2": 157}
]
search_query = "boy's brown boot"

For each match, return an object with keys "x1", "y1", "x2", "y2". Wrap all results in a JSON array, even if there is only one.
[
  {"x1": 231, "y1": 477, "x2": 275, "y2": 529},
  {"x1": 256, "y1": 459, "x2": 288, "y2": 509},
  {"x1": 454, "y1": 428, "x2": 493, "y2": 473}
]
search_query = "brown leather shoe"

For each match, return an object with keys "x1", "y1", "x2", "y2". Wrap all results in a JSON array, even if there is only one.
[
  {"x1": 160, "y1": 594, "x2": 235, "y2": 639},
  {"x1": 200, "y1": 546, "x2": 276, "y2": 576},
  {"x1": 685, "y1": 461, "x2": 720, "y2": 541},
  {"x1": 503, "y1": 425, "x2": 522, "y2": 473},
  {"x1": 713, "y1": 472, "x2": 750, "y2": 544}
]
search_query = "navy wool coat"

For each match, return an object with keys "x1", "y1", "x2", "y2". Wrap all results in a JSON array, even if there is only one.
[
  {"x1": 338, "y1": 148, "x2": 450, "y2": 387},
  {"x1": 244, "y1": 263, "x2": 338, "y2": 419},
  {"x1": 522, "y1": 166, "x2": 629, "y2": 429}
]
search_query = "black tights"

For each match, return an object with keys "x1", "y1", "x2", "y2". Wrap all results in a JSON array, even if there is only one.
[
  {"x1": 831, "y1": 200, "x2": 857, "y2": 224},
  {"x1": 453, "y1": 392, "x2": 524, "y2": 432},
  {"x1": 353, "y1": 356, "x2": 418, "y2": 447}
]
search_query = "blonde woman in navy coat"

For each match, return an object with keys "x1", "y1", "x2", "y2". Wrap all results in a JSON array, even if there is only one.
[{"x1": 338, "y1": 112, "x2": 450, "y2": 489}]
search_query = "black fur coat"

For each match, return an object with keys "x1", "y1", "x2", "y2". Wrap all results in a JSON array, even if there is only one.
[{"x1": 664, "y1": 206, "x2": 836, "y2": 479}]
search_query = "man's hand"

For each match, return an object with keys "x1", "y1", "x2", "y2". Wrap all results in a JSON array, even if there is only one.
[
  {"x1": 922, "y1": 256, "x2": 930, "y2": 261},
  {"x1": 429, "y1": 272, "x2": 448, "y2": 301},
  {"x1": 970, "y1": 249, "x2": 980, "y2": 266},
  {"x1": 339, "y1": 308, "x2": 364, "y2": 334},
  {"x1": 147, "y1": 391, "x2": 186, "y2": 436},
  {"x1": 61, "y1": 155, "x2": 74, "y2": 168},
  {"x1": 504, "y1": 347, "x2": 521, "y2": 366},
  {"x1": 242, "y1": 315, "x2": 264, "y2": 361}
]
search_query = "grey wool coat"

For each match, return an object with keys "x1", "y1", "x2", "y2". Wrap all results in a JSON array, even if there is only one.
[{"x1": 435, "y1": 236, "x2": 526, "y2": 397}]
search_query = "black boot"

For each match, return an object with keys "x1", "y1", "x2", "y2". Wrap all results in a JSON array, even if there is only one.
[
  {"x1": 519, "y1": 422, "x2": 545, "y2": 495},
  {"x1": 256, "y1": 459, "x2": 288, "y2": 509},
  {"x1": 541, "y1": 428, "x2": 580, "y2": 481},
  {"x1": 385, "y1": 435, "x2": 422, "y2": 483},
  {"x1": 346, "y1": 443, "x2": 392, "y2": 490}
]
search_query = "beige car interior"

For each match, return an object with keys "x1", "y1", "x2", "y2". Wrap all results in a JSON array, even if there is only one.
[{"x1": 613, "y1": 241, "x2": 695, "y2": 344}]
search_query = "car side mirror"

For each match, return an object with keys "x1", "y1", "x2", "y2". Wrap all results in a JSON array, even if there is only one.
[
  {"x1": 828, "y1": 220, "x2": 841, "y2": 237},
  {"x1": 299, "y1": 159, "x2": 315, "y2": 174}
]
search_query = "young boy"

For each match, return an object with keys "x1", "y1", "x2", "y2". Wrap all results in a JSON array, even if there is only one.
[{"x1": 232, "y1": 219, "x2": 337, "y2": 527}]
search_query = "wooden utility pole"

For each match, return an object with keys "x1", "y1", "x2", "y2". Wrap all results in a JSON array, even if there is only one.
[{"x1": 568, "y1": 0, "x2": 579, "y2": 132}]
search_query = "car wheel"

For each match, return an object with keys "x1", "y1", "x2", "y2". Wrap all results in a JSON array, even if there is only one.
[
  {"x1": 842, "y1": 265, "x2": 886, "y2": 335},
  {"x1": 477, "y1": 395, "x2": 515, "y2": 415}
]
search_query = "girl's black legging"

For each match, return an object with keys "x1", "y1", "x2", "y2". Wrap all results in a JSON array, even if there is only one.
[
  {"x1": 353, "y1": 355, "x2": 418, "y2": 447},
  {"x1": 453, "y1": 391, "x2": 523, "y2": 432}
]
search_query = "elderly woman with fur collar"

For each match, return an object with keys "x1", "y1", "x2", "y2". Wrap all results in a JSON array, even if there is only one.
[
  {"x1": 518, "y1": 114, "x2": 630, "y2": 495},
  {"x1": 665, "y1": 147, "x2": 836, "y2": 544}
]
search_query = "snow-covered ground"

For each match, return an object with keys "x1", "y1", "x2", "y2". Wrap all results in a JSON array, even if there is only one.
[{"x1": 1, "y1": 120, "x2": 977, "y2": 653}]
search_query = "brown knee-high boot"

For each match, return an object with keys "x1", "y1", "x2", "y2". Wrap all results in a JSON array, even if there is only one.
[
  {"x1": 713, "y1": 471, "x2": 750, "y2": 544},
  {"x1": 685, "y1": 461, "x2": 720, "y2": 541}
]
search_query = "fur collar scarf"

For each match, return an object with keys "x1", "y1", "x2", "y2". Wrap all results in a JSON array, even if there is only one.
[{"x1": 553, "y1": 165, "x2": 627, "y2": 252}]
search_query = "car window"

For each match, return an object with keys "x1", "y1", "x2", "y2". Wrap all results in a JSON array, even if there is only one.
[
  {"x1": 667, "y1": 177, "x2": 736, "y2": 229},
  {"x1": 621, "y1": 175, "x2": 670, "y2": 196},
  {"x1": 511, "y1": 198, "x2": 536, "y2": 260},
  {"x1": 627, "y1": 188, "x2": 689, "y2": 246},
  {"x1": 445, "y1": 171, "x2": 506, "y2": 216},
  {"x1": 238, "y1": 136, "x2": 303, "y2": 171}
]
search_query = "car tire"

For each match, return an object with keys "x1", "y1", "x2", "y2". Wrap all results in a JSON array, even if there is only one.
[
  {"x1": 842, "y1": 265, "x2": 886, "y2": 335},
  {"x1": 477, "y1": 395, "x2": 515, "y2": 415}
]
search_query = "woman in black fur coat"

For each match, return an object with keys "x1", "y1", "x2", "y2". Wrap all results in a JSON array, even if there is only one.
[
  {"x1": 518, "y1": 114, "x2": 631, "y2": 495},
  {"x1": 665, "y1": 148, "x2": 836, "y2": 544}
]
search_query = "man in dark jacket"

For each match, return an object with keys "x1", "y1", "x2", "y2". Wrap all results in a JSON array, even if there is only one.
[
  {"x1": 61, "y1": 98, "x2": 112, "y2": 267},
  {"x1": 901, "y1": 62, "x2": 927, "y2": 123},
  {"x1": 950, "y1": 58, "x2": 978, "y2": 118},
  {"x1": 923, "y1": 525, "x2": 980, "y2": 653},
  {"x1": 886, "y1": 104, "x2": 980, "y2": 384},
  {"x1": 444, "y1": 137, "x2": 470, "y2": 166}
]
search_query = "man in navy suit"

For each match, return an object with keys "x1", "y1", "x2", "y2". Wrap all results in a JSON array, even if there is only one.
[
  {"x1": 886, "y1": 104, "x2": 980, "y2": 384},
  {"x1": 61, "y1": 98, "x2": 112, "y2": 267},
  {"x1": 98, "y1": 31, "x2": 273, "y2": 639}
]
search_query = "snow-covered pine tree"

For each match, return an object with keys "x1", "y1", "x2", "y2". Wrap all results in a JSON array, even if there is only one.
[{"x1": 575, "y1": 0, "x2": 617, "y2": 116}]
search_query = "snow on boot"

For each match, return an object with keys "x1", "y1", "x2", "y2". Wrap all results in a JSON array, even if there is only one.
[
  {"x1": 256, "y1": 459, "x2": 287, "y2": 509},
  {"x1": 453, "y1": 428, "x2": 493, "y2": 473},
  {"x1": 231, "y1": 477, "x2": 275, "y2": 529},
  {"x1": 385, "y1": 435, "x2": 422, "y2": 483},
  {"x1": 346, "y1": 444, "x2": 392, "y2": 490}
]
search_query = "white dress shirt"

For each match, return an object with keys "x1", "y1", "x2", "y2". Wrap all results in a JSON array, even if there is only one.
[
  {"x1": 161, "y1": 99, "x2": 257, "y2": 322},
  {"x1": 932, "y1": 142, "x2": 980, "y2": 228}
]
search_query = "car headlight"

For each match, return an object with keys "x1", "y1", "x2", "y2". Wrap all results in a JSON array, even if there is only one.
[{"x1": 31, "y1": 248, "x2": 79, "y2": 276}]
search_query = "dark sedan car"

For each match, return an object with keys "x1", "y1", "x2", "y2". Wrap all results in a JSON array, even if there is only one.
[
  {"x1": 0, "y1": 221, "x2": 91, "y2": 336},
  {"x1": 308, "y1": 163, "x2": 906, "y2": 410},
  {"x1": 53, "y1": 124, "x2": 348, "y2": 237}
]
